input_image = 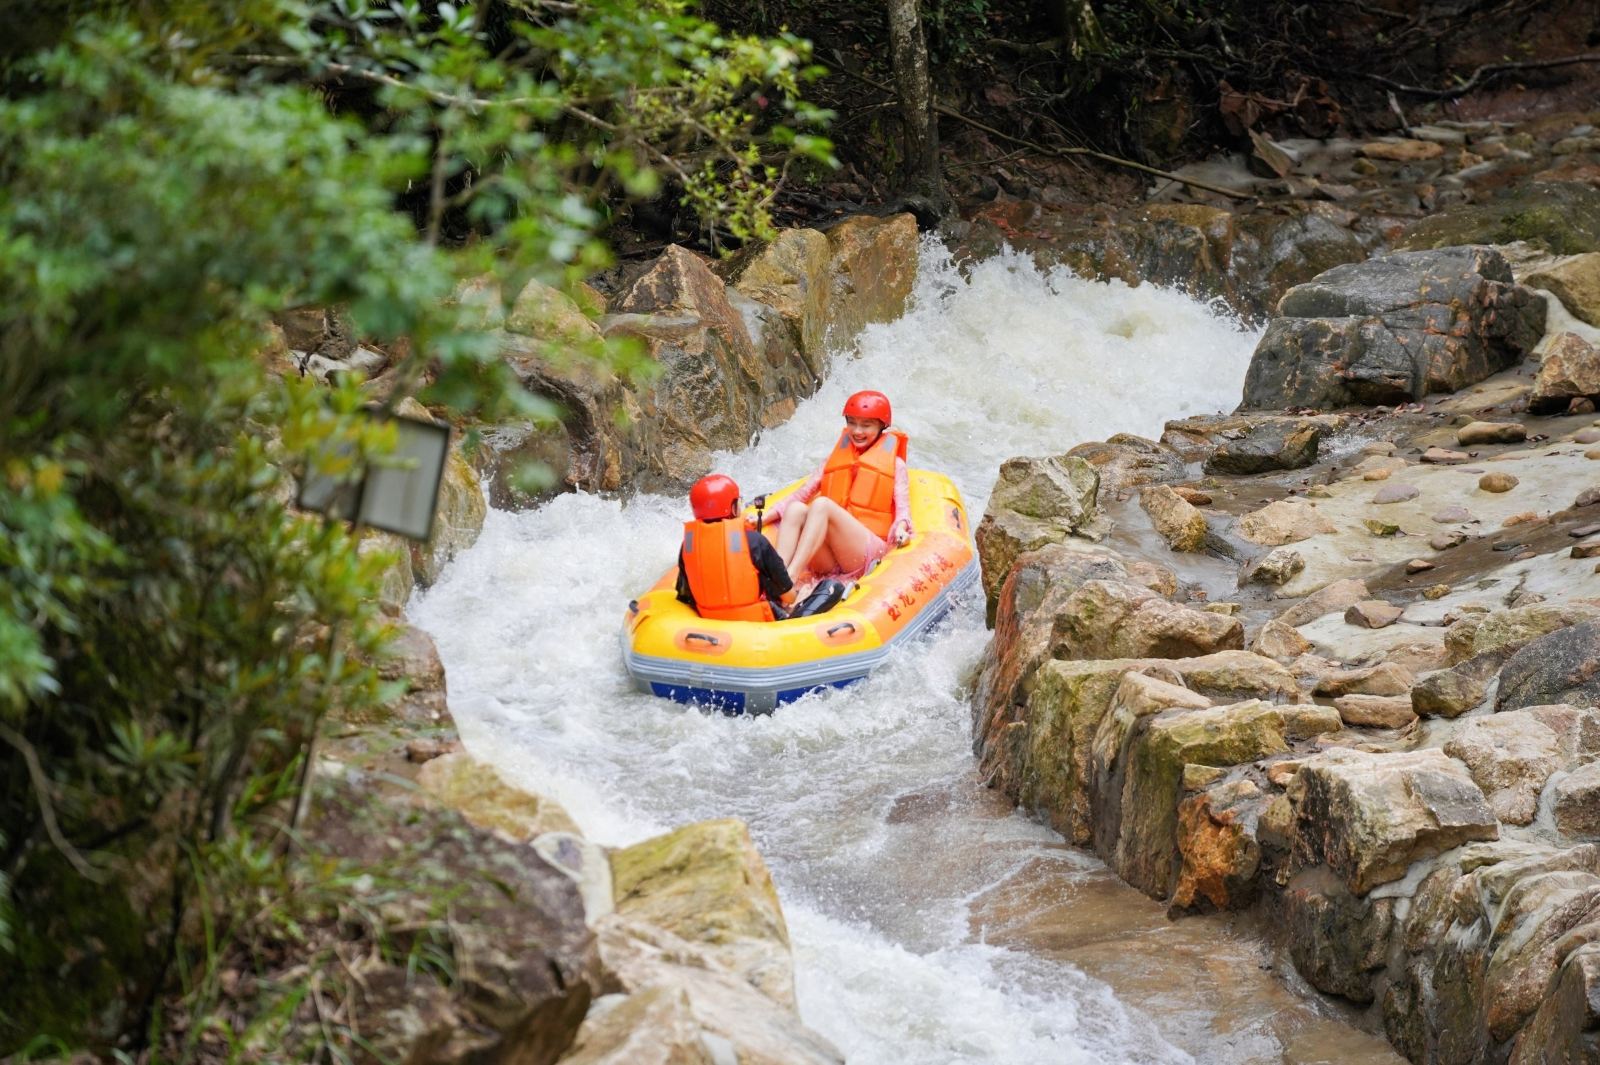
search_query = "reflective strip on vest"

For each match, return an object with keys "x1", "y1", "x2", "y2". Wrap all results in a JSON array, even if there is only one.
[{"x1": 680, "y1": 520, "x2": 773, "y2": 623}]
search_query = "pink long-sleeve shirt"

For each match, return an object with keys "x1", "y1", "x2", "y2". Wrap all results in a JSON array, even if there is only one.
[{"x1": 773, "y1": 455, "x2": 912, "y2": 541}]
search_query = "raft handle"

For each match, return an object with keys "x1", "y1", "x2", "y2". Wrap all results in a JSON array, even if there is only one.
[
  {"x1": 628, "y1": 599, "x2": 640, "y2": 615},
  {"x1": 826, "y1": 622, "x2": 856, "y2": 637},
  {"x1": 685, "y1": 632, "x2": 722, "y2": 647}
]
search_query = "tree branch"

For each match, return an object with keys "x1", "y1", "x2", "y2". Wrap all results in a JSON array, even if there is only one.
[
  {"x1": 0, "y1": 722, "x2": 104, "y2": 881},
  {"x1": 1364, "y1": 52, "x2": 1600, "y2": 99}
]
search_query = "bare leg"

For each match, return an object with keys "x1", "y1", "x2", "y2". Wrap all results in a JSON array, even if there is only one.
[
  {"x1": 775, "y1": 501, "x2": 808, "y2": 568},
  {"x1": 790, "y1": 497, "x2": 877, "y2": 576}
]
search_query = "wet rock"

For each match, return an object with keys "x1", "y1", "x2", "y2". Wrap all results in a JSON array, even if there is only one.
[
  {"x1": 1278, "y1": 578, "x2": 1371, "y2": 627},
  {"x1": 1314, "y1": 662, "x2": 1415, "y2": 698},
  {"x1": 1172, "y1": 779, "x2": 1267, "y2": 912},
  {"x1": 1138, "y1": 484, "x2": 1208, "y2": 552},
  {"x1": 1524, "y1": 251, "x2": 1600, "y2": 327},
  {"x1": 1290, "y1": 748, "x2": 1498, "y2": 895},
  {"x1": 1510, "y1": 943, "x2": 1600, "y2": 1064},
  {"x1": 1498, "y1": 621, "x2": 1600, "y2": 711},
  {"x1": 417, "y1": 751, "x2": 582, "y2": 842},
  {"x1": 1282, "y1": 873, "x2": 1394, "y2": 1004},
  {"x1": 1335, "y1": 694, "x2": 1418, "y2": 729},
  {"x1": 1371, "y1": 483, "x2": 1419, "y2": 504},
  {"x1": 975, "y1": 455, "x2": 1105, "y2": 618},
  {"x1": 1480, "y1": 471, "x2": 1520, "y2": 493},
  {"x1": 1050, "y1": 579, "x2": 1244, "y2": 661},
  {"x1": 308, "y1": 781, "x2": 603, "y2": 1065},
  {"x1": 822, "y1": 213, "x2": 919, "y2": 349},
  {"x1": 1067, "y1": 434, "x2": 1186, "y2": 496},
  {"x1": 1347, "y1": 600, "x2": 1404, "y2": 629},
  {"x1": 1174, "y1": 485, "x2": 1212, "y2": 505},
  {"x1": 1243, "y1": 546, "x2": 1305, "y2": 586},
  {"x1": 1412, "y1": 667, "x2": 1490, "y2": 718},
  {"x1": 1555, "y1": 762, "x2": 1600, "y2": 840},
  {"x1": 1193, "y1": 415, "x2": 1336, "y2": 475},
  {"x1": 1423, "y1": 448, "x2": 1471, "y2": 464},
  {"x1": 1444, "y1": 712, "x2": 1563, "y2": 825},
  {"x1": 1573, "y1": 541, "x2": 1600, "y2": 558},
  {"x1": 1251, "y1": 618, "x2": 1312, "y2": 661},
  {"x1": 1240, "y1": 246, "x2": 1545, "y2": 410},
  {"x1": 1482, "y1": 867, "x2": 1600, "y2": 1043},
  {"x1": 1458, "y1": 421, "x2": 1528, "y2": 446},
  {"x1": 1579, "y1": 486, "x2": 1600, "y2": 507},
  {"x1": 1396, "y1": 181, "x2": 1600, "y2": 255},
  {"x1": 1360, "y1": 138, "x2": 1445, "y2": 162},
  {"x1": 611, "y1": 819, "x2": 793, "y2": 1006},
  {"x1": 371, "y1": 621, "x2": 451, "y2": 727},
  {"x1": 728, "y1": 227, "x2": 833, "y2": 375},
  {"x1": 1238, "y1": 498, "x2": 1337, "y2": 546},
  {"x1": 1406, "y1": 558, "x2": 1436, "y2": 573},
  {"x1": 1531, "y1": 332, "x2": 1600, "y2": 413}
]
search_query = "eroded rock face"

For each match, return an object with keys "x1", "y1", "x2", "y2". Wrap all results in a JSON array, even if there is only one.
[
  {"x1": 822, "y1": 213, "x2": 919, "y2": 348},
  {"x1": 610, "y1": 819, "x2": 793, "y2": 1008},
  {"x1": 1239, "y1": 246, "x2": 1545, "y2": 410},
  {"x1": 1498, "y1": 620, "x2": 1600, "y2": 712},
  {"x1": 1290, "y1": 748, "x2": 1498, "y2": 895},
  {"x1": 1173, "y1": 778, "x2": 1268, "y2": 912},
  {"x1": 1444, "y1": 712, "x2": 1563, "y2": 825},
  {"x1": 729, "y1": 227, "x2": 834, "y2": 379},
  {"x1": 975, "y1": 455, "x2": 1104, "y2": 618},
  {"x1": 417, "y1": 750, "x2": 581, "y2": 841},
  {"x1": 1050, "y1": 580, "x2": 1244, "y2": 661}
]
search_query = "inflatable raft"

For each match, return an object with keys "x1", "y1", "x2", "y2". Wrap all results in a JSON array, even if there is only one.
[{"x1": 622, "y1": 469, "x2": 979, "y2": 714}]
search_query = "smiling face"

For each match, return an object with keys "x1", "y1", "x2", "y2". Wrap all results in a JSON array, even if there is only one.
[{"x1": 844, "y1": 415, "x2": 885, "y2": 449}]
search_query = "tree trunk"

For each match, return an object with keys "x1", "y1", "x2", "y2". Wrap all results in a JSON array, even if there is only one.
[{"x1": 886, "y1": 0, "x2": 950, "y2": 218}]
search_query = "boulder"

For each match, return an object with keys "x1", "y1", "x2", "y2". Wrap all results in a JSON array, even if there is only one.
[
  {"x1": 1555, "y1": 762, "x2": 1600, "y2": 840},
  {"x1": 1282, "y1": 872, "x2": 1395, "y2": 1004},
  {"x1": 1138, "y1": 484, "x2": 1208, "y2": 552},
  {"x1": 372, "y1": 622, "x2": 450, "y2": 727},
  {"x1": 1443, "y1": 712, "x2": 1563, "y2": 824},
  {"x1": 1523, "y1": 252, "x2": 1600, "y2": 326},
  {"x1": 1050, "y1": 579, "x2": 1244, "y2": 661},
  {"x1": 1238, "y1": 499, "x2": 1337, "y2": 546},
  {"x1": 611, "y1": 819, "x2": 793, "y2": 1007},
  {"x1": 1239, "y1": 246, "x2": 1545, "y2": 410},
  {"x1": 1482, "y1": 869, "x2": 1600, "y2": 1043},
  {"x1": 1463, "y1": 604, "x2": 1600, "y2": 663},
  {"x1": 1346, "y1": 600, "x2": 1404, "y2": 629},
  {"x1": 417, "y1": 751, "x2": 581, "y2": 841},
  {"x1": 1251, "y1": 618, "x2": 1312, "y2": 660},
  {"x1": 1172, "y1": 779, "x2": 1268, "y2": 912},
  {"x1": 1243, "y1": 546, "x2": 1305, "y2": 586},
  {"x1": 1335, "y1": 694, "x2": 1418, "y2": 729},
  {"x1": 1291, "y1": 748, "x2": 1499, "y2": 895},
  {"x1": 728, "y1": 227, "x2": 833, "y2": 376},
  {"x1": 1531, "y1": 332, "x2": 1600, "y2": 413},
  {"x1": 822, "y1": 213, "x2": 918, "y2": 348},
  {"x1": 975, "y1": 455, "x2": 1105, "y2": 618},
  {"x1": 1457, "y1": 421, "x2": 1528, "y2": 446},
  {"x1": 1396, "y1": 181, "x2": 1600, "y2": 255},
  {"x1": 307, "y1": 781, "x2": 602, "y2": 1065},
  {"x1": 1313, "y1": 662, "x2": 1415, "y2": 698},
  {"x1": 1278, "y1": 578, "x2": 1371, "y2": 627},
  {"x1": 1158, "y1": 414, "x2": 1339, "y2": 474},
  {"x1": 1412, "y1": 666, "x2": 1490, "y2": 718},
  {"x1": 1066, "y1": 433, "x2": 1186, "y2": 496},
  {"x1": 1498, "y1": 620, "x2": 1600, "y2": 711},
  {"x1": 1510, "y1": 943, "x2": 1600, "y2": 1064}
]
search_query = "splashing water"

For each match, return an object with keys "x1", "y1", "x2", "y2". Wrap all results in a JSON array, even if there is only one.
[{"x1": 410, "y1": 240, "x2": 1259, "y2": 1064}]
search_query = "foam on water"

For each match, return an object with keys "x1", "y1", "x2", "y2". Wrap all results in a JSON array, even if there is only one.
[{"x1": 410, "y1": 238, "x2": 1258, "y2": 1063}]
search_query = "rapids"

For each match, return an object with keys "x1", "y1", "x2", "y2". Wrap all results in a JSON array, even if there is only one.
[{"x1": 410, "y1": 242, "x2": 1264, "y2": 1063}]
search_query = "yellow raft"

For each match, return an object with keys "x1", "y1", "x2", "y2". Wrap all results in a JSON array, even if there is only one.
[{"x1": 622, "y1": 469, "x2": 979, "y2": 714}]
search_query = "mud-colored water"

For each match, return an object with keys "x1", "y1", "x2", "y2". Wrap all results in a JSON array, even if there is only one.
[{"x1": 411, "y1": 241, "x2": 1403, "y2": 1063}]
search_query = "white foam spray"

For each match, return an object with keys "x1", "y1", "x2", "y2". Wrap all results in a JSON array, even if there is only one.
[{"x1": 410, "y1": 239, "x2": 1258, "y2": 1063}]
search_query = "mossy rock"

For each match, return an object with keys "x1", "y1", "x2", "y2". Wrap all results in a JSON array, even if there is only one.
[{"x1": 1397, "y1": 182, "x2": 1600, "y2": 255}]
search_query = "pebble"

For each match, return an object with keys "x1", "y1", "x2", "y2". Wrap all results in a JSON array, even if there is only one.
[
  {"x1": 1575, "y1": 541, "x2": 1600, "y2": 559},
  {"x1": 1346, "y1": 599, "x2": 1404, "y2": 629},
  {"x1": 1204, "y1": 602, "x2": 1241, "y2": 615},
  {"x1": 1305, "y1": 485, "x2": 1332, "y2": 498},
  {"x1": 1479, "y1": 472, "x2": 1519, "y2": 492},
  {"x1": 1513, "y1": 549, "x2": 1537, "y2": 562},
  {"x1": 1372, "y1": 483, "x2": 1419, "y2": 504},
  {"x1": 1364, "y1": 518, "x2": 1402, "y2": 536},
  {"x1": 1174, "y1": 486, "x2": 1213, "y2": 506},
  {"x1": 1587, "y1": 448, "x2": 1600, "y2": 460},
  {"x1": 1363, "y1": 468, "x2": 1393, "y2": 481},
  {"x1": 1432, "y1": 506, "x2": 1473, "y2": 523},
  {"x1": 1572, "y1": 523, "x2": 1600, "y2": 537},
  {"x1": 1503, "y1": 511, "x2": 1538, "y2": 527},
  {"x1": 1360, "y1": 441, "x2": 1399, "y2": 456},
  {"x1": 1430, "y1": 531, "x2": 1467, "y2": 550},
  {"x1": 1266, "y1": 761, "x2": 1302, "y2": 788},
  {"x1": 1492, "y1": 541, "x2": 1523, "y2": 552},
  {"x1": 1573, "y1": 397, "x2": 1598, "y2": 415},
  {"x1": 1406, "y1": 558, "x2": 1436, "y2": 573},
  {"x1": 1577, "y1": 429, "x2": 1600, "y2": 445},
  {"x1": 1424, "y1": 584, "x2": 1452, "y2": 600},
  {"x1": 1578, "y1": 487, "x2": 1600, "y2": 507},
  {"x1": 1457, "y1": 421, "x2": 1527, "y2": 446},
  {"x1": 1423, "y1": 447, "x2": 1470, "y2": 464}
]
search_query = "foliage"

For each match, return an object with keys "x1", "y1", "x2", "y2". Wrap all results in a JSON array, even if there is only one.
[{"x1": 0, "y1": 0, "x2": 829, "y2": 1055}]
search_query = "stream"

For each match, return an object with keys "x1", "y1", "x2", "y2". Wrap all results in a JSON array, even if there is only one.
[{"x1": 410, "y1": 241, "x2": 1401, "y2": 1063}]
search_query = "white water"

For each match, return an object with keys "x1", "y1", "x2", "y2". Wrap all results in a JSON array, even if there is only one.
[{"x1": 410, "y1": 242, "x2": 1260, "y2": 1063}]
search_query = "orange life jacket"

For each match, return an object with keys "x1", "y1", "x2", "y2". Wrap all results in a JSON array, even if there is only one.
[
  {"x1": 819, "y1": 428, "x2": 907, "y2": 539},
  {"x1": 680, "y1": 520, "x2": 775, "y2": 623}
]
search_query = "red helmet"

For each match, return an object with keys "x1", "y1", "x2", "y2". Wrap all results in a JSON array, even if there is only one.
[
  {"x1": 689, "y1": 473, "x2": 741, "y2": 520},
  {"x1": 843, "y1": 390, "x2": 892, "y2": 426}
]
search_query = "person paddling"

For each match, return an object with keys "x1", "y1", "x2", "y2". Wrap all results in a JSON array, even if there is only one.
[
  {"x1": 755, "y1": 390, "x2": 913, "y2": 590},
  {"x1": 677, "y1": 473, "x2": 796, "y2": 621}
]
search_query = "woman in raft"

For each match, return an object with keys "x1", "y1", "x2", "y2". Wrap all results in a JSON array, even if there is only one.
[{"x1": 756, "y1": 390, "x2": 914, "y2": 589}]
